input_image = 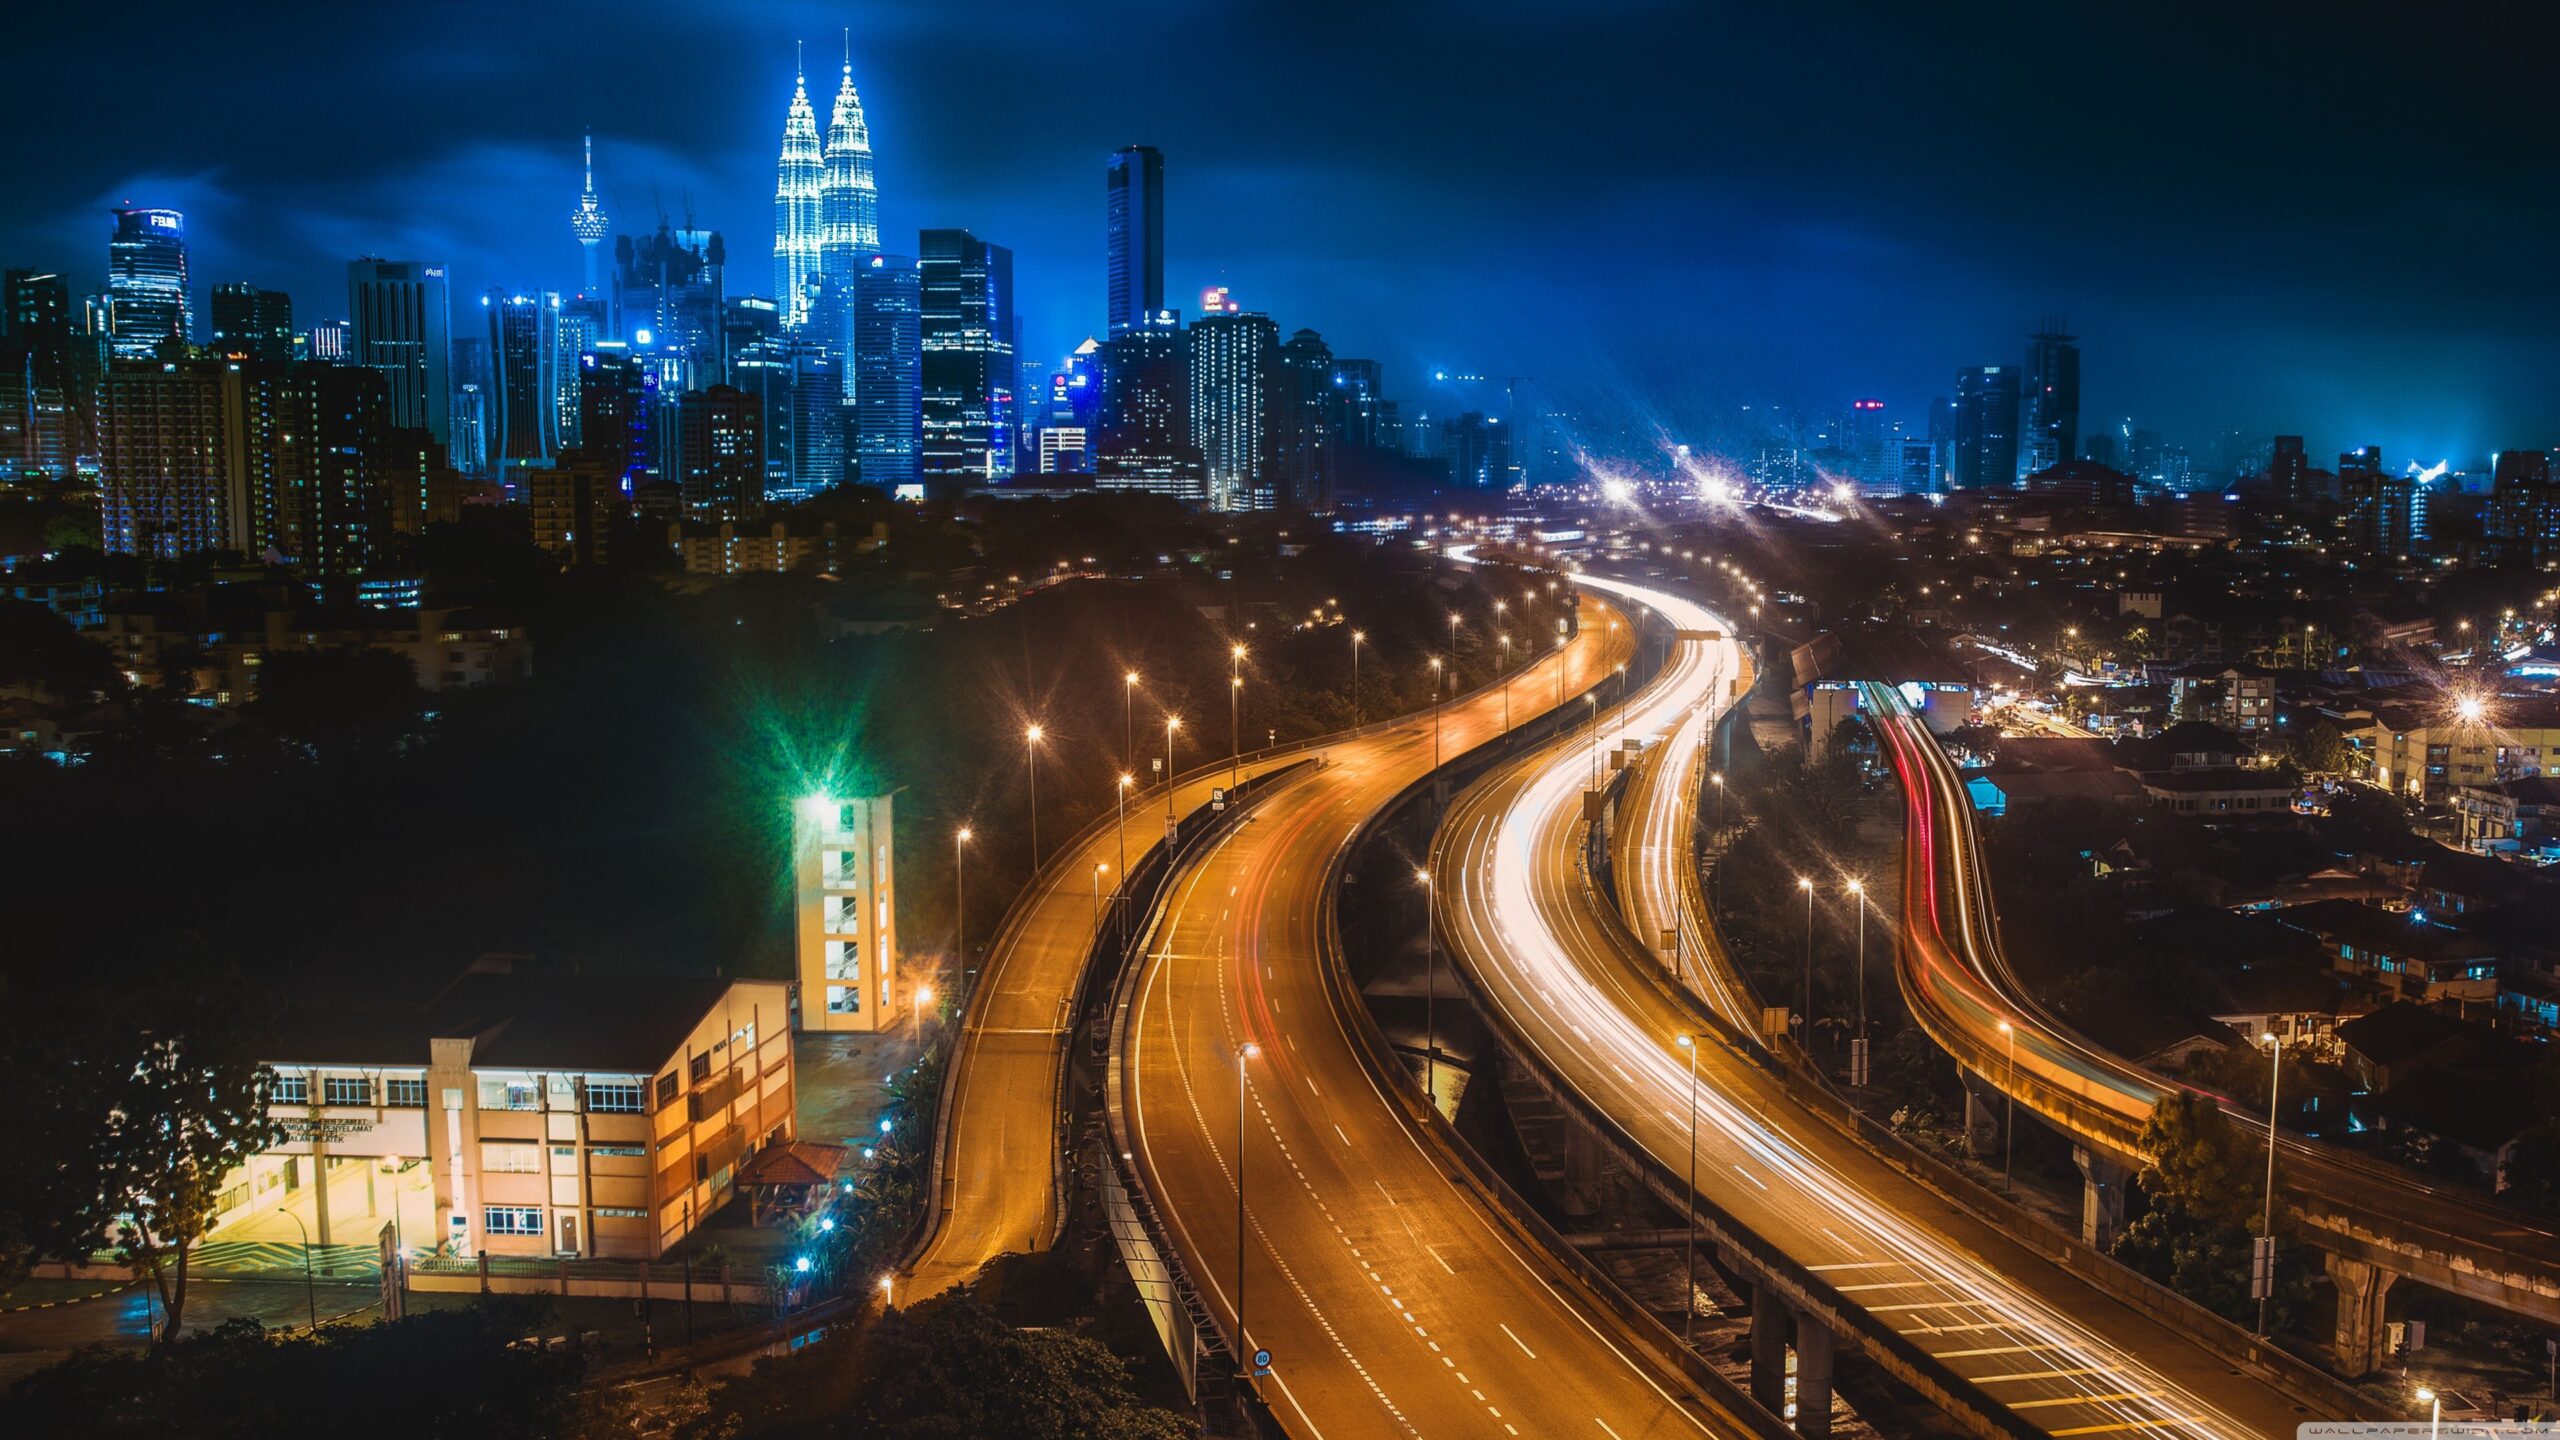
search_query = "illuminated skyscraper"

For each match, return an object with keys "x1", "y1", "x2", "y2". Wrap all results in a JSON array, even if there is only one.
[
  {"x1": 1189, "y1": 306, "x2": 1281, "y2": 511},
  {"x1": 486, "y1": 291, "x2": 560, "y2": 484},
  {"x1": 773, "y1": 50, "x2": 824, "y2": 328},
  {"x1": 348, "y1": 259, "x2": 452, "y2": 445},
  {"x1": 852, "y1": 253, "x2": 920, "y2": 493},
  {"x1": 818, "y1": 37, "x2": 881, "y2": 280},
  {"x1": 919, "y1": 229, "x2": 1014, "y2": 490},
  {"x1": 1106, "y1": 146, "x2": 1163, "y2": 334},
  {"x1": 107, "y1": 208, "x2": 189, "y2": 358},
  {"x1": 1951, "y1": 365, "x2": 2017, "y2": 490},
  {"x1": 2021, "y1": 321, "x2": 2080, "y2": 477},
  {"x1": 209, "y1": 283, "x2": 293, "y2": 364},
  {"x1": 1095, "y1": 310, "x2": 1200, "y2": 502},
  {"x1": 570, "y1": 131, "x2": 611, "y2": 294}
]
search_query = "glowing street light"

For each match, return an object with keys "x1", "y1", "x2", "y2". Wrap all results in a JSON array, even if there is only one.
[
  {"x1": 1230, "y1": 644, "x2": 1248, "y2": 789},
  {"x1": 1675, "y1": 1034, "x2": 1701, "y2": 1349},
  {"x1": 1024, "y1": 724, "x2": 1047, "y2": 870},
  {"x1": 1163, "y1": 715, "x2": 1183, "y2": 826},
  {"x1": 954, "y1": 827, "x2": 973, "y2": 997},
  {"x1": 1797, "y1": 877, "x2": 1816, "y2": 1043},
  {"x1": 1351, "y1": 628, "x2": 1367, "y2": 727},
  {"x1": 1124, "y1": 670, "x2": 1141, "y2": 775},
  {"x1": 1417, "y1": 867, "x2": 1440, "y2": 1103},
  {"x1": 1429, "y1": 656, "x2": 1445, "y2": 771}
]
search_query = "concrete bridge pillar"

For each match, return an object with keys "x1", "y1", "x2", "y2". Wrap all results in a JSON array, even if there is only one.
[
  {"x1": 2075, "y1": 1146, "x2": 2128, "y2": 1250},
  {"x1": 1560, "y1": 1119, "x2": 1606, "y2": 1217},
  {"x1": 1748, "y1": 1286, "x2": 1789, "y2": 1415},
  {"x1": 1962, "y1": 1069, "x2": 2005, "y2": 1161},
  {"x1": 1794, "y1": 1312, "x2": 1837, "y2": 1439},
  {"x1": 2325, "y1": 1252, "x2": 2399, "y2": 1379}
]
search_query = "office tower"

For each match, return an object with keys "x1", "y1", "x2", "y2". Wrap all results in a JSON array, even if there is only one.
[
  {"x1": 818, "y1": 41, "x2": 881, "y2": 279},
  {"x1": 2021, "y1": 322, "x2": 2079, "y2": 477},
  {"x1": 852, "y1": 253, "x2": 920, "y2": 493},
  {"x1": 106, "y1": 208, "x2": 190, "y2": 358},
  {"x1": 1846, "y1": 398, "x2": 1886, "y2": 484},
  {"x1": 2273, "y1": 430, "x2": 2314, "y2": 504},
  {"x1": 1327, "y1": 357, "x2": 1384, "y2": 451},
  {"x1": 1275, "y1": 328, "x2": 1337, "y2": 512},
  {"x1": 2, "y1": 270, "x2": 75, "y2": 480},
  {"x1": 555, "y1": 298, "x2": 604, "y2": 447},
  {"x1": 1441, "y1": 412, "x2": 1511, "y2": 489},
  {"x1": 918, "y1": 230, "x2": 1014, "y2": 490},
  {"x1": 1951, "y1": 365, "x2": 2017, "y2": 490},
  {"x1": 1027, "y1": 338, "x2": 1100, "y2": 475},
  {"x1": 570, "y1": 131, "x2": 611, "y2": 294},
  {"x1": 774, "y1": 56, "x2": 823, "y2": 328},
  {"x1": 614, "y1": 221, "x2": 725, "y2": 383},
  {"x1": 577, "y1": 346, "x2": 653, "y2": 488},
  {"x1": 1094, "y1": 310, "x2": 1199, "y2": 501},
  {"x1": 348, "y1": 259, "x2": 452, "y2": 444},
  {"x1": 1106, "y1": 146, "x2": 1164, "y2": 334},
  {"x1": 674, "y1": 384, "x2": 763, "y2": 520},
  {"x1": 1895, "y1": 438, "x2": 1940, "y2": 494},
  {"x1": 303, "y1": 319, "x2": 350, "y2": 362},
  {"x1": 486, "y1": 292, "x2": 560, "y2": 483},
  {"x1": 1188, "y1": 308, "x2": 1281, "y2": 511},
  {"x1": 207, "y1": 284, "x2": 293, "y2": 364}
]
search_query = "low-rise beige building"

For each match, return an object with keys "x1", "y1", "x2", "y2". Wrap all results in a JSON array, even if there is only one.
[{"x1": 224, "y1": 966, "x2": 793, "y2": 1261}]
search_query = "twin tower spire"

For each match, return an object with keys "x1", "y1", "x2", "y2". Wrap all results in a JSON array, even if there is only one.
[{"x1": 773, "y1": 31, "x2": 880, "y2": 330}]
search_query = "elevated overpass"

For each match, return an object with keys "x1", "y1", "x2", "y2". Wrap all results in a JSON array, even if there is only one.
[{"x1": 1862, "y1": 681, "x2": 2560, "y2": 1371}]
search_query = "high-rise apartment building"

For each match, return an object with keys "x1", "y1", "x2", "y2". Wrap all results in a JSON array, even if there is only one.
[
  {"x1": 209, "y1": 284, "x2": 294, "y2": 364},
  {"x1": 852, "y1": 253, "x2": 921, "y2": 493},
  {"x1": 1951, "y1": 365, "x2": 2018, "y2": 490},
  {"x1": 675, "y1": 383, "x2": 763, "y2": 520},
  {"x1": 918, "y1": 230, "x2": 1014, "y2": 491},
  {"x1": 1189, "y1": 308, "x2": 1281, "y2": 511},
  {"x1": 107, "y1": 208, "x2": 190, "y2": 358},
  {"x1": 1106, "y1": 146, "x2": 1164, "y2": 334},
  {"x1": 2021, "y1": 322, "x2": 2080, "y2": 476},
  {"x1": 2267, "y1": 435, "x2": 2309, "y2": 508},
  {"x1": 577, "y1": 346, "x2": 653, "y2": 488},
  {"x1": 2338, "y1": 446, "x2": 2414, "y2": 561},
  {"x1": 348, "y1": 259, "x2": 453, "y2": 444}
]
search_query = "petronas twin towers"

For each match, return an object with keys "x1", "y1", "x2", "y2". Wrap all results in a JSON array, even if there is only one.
[{"x1": 772, "y1": 37, "x2": 880, "y2": 330}]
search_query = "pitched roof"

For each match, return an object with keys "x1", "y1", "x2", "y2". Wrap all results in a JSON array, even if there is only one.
[{"x1": 2333, "y1": 1000, "x2": 2487, "y2": 1067}]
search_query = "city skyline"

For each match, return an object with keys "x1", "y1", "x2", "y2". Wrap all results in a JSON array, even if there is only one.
[{"x1": 4, "y1": 3, "x2": 2557, "y2": 473}]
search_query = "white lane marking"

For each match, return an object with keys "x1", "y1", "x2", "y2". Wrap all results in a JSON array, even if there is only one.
[
  {"x1": 1730, "y1": 1163, "x2": 1768, "y2": 1190},
  {"x1": 1596, "y1": 1422, "x2": 1625, "y2": 1439},
  {"x1": 1500, "y1": 1323, "x2": 1537, "y2": 1359},
  {"x1": 1807, "y1": 1260, "x2": 1895, "y2": 1272},
  {"x1": 1335, "y1": 1124, "x2": 1351, "y2": 1146}
]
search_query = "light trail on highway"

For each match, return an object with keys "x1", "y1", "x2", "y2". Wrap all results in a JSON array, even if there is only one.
[
  {"x1": 1436, "y1": 565, "x2": 2310, "y2": 1439},
  {"x1": 1118, "y1": 597, "x2": 1756, "y2": 1439}
]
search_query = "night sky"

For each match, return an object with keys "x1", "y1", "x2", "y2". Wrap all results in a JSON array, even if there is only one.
[{"x1": 7, "y1": 1, "x2": 2554, "y2": 469}]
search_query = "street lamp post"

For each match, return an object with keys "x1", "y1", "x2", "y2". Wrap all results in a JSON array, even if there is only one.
[
  {"x1": 1586, "y1": 694, "x2": 1600, "y2": 789},
  {"x1": 1024, "y1": 724, "x2": 1046, "y2": 871},
  {"x1": 1676, "y1": 1034, "x2": 1701, "y2": 1350},
  {"x1": 2256, "y1": 1030, "x2": 2284, "y2": 1338},
  {"x1": 277, "y1": 1205, "x2": 319, "y2": 1332},
  {"x1": 1499, "y1": 634, "x2": 1513, "y2": 736},
  {"x1": 1115, "y1": 775, "x2": 1133, "y2": 940},
  {"x1": 1448, "y1": 611, "x2": 1461, "y2": 663},
  {"x1": 1797, "y1": 876, "x2": 1816, "y2": 1044},
  {"x1": 955, "y1": 827, "x2": 973, "y2": 998},
  {"x1": 1164, "y1": 716, "x2": 1182, "y2": 828},
  {"x1": 1351, "y1": 629, "x2": 1366, "y2": 728},
  {"x1": 1237, "y1": 1040, "x2": 1260, "y2": 1373},
  {"x1": 1998, "y1": 1019, "x2": 2017, "y2": 1183},
  {"x1": 1710, "y1": 771, "x2": 1726, "y2": 834},
  {"x1": 1091, "y1": 861, "x2": 1110, "y2": 935},
  {"x1": 1430, "y1": 657, "x2": 1445, "y2": 772},
  {"x1": 2417, "y1": 1388, "x2": 2441, "y2": 1440},
  {"x1": 1230, "y1": 644, "x2": 1247, "y2": 789},
  {"x1": 1124, "y1": 671, "x2": 1140, "y2": 777},
  {"x1": 1417, "y1": 868, "x2": 1438, "y2": 1106},
  {"x1": 1556, "y1": 634, "x2": 1567, "y2": 713},
  {"x1": 1848, "y1": 878, "x2": 1867, "y2": 1036}
]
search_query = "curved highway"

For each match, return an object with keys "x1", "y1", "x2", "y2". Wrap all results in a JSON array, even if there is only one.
[
  {"x1": 1864, "y1": 684, "x2": 2560, "y2": 1323},
  {"x1": 1121, "y1": 600, "x2": 1754, "y2": 1439},
  {"x1": 1434, "y1": 571, "x2": 2314, "y2": 1439}
]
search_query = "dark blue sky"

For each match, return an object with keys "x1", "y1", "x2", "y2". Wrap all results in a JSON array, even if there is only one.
[{"x1": 7, "y1": 0, "x2": 2554, "y2": 470}]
